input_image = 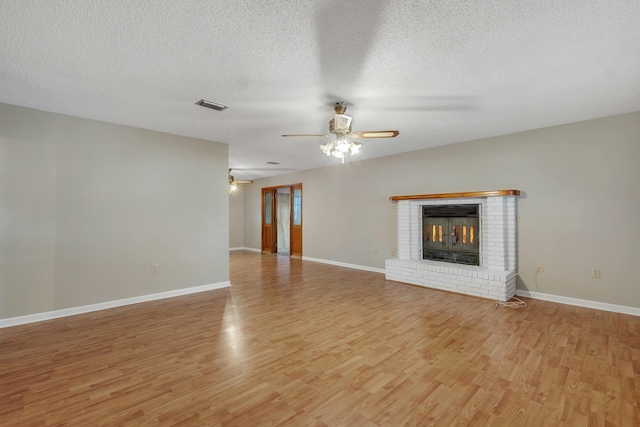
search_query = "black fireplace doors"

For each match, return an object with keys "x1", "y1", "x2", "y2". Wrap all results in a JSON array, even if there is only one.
[{"x1": 422, "y1": 205, "x2": 480, "y2": 266}]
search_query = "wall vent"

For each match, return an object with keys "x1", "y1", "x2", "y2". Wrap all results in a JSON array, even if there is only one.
[{"x1": 195, "y1": 99, "x2": 228, "y2": 111}]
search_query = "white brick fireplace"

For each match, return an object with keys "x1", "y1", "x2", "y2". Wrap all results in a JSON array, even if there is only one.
[{"x1": 385, "y1": 190, "x2": 520, "y2": 301}]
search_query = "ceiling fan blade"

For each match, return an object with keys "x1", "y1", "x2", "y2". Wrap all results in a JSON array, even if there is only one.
[
  {"x1": 281, "y1": 134, "x2": 331, "y2": 138},
  {"x1": 351, "y1": 130, "x2": 399, "y2": 139}
]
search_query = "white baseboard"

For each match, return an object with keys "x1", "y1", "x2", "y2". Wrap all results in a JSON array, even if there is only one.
[
  {"x1": 0, "y1": 281, "x2": 231, "y2": 329},
  {"x1": 301, "y1": 256, "x2": 385, "y2": 274},
  {"x1": 516, "y1": 290, "x2": 640, "y2": 317},
  {"x1": 229, "y1": 247, "x2": 261, "y2": 252}
]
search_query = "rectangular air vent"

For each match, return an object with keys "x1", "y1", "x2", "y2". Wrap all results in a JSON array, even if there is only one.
[{"x1": 195, "y1": 99, "x2": 228, "y2": 111}]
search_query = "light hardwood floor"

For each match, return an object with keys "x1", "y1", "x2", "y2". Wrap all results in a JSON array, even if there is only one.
[{"x1": 1, "y1": 251, "x2": 639, "y2": 426}]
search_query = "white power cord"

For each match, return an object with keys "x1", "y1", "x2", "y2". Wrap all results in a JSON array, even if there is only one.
[
  {"x1": 495, "y1": 267, "x2": 539, "y2": 309},
  {"x1": 496, "y1": 296, "x2": 527, "y2": 309}
]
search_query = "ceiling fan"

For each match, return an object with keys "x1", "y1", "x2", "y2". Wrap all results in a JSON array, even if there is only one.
[
  {"x1": 229, "y1": 169, "x2": 253, "y2": 193},
  {"x1": 282, "y1": 102, "x2": 399, "y2": 163}
]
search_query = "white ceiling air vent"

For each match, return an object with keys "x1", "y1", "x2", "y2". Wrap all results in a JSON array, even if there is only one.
[{"x1": 195, "y1": 99, "x2": 228, "y2": 111}]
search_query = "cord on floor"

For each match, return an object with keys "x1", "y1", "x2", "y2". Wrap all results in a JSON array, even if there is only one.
[
  {"x1": 495, "y1": 266, "x2": 539, "y2": 309},
  {"x1": 496, "y1": 296, "x2": 527, "y2": 309}
]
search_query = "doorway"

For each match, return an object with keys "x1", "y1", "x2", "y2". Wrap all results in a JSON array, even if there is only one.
[
  {"x1": 261, "y1": 183, "x2": 302, "y2": 257},
  {"x1": 276, "y1": 188, "x2": 290, "y2": 254}
]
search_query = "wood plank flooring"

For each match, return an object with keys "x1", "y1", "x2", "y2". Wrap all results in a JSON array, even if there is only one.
[{"x1": 1, "y1": 250, "x2": 639, "y2": 426}]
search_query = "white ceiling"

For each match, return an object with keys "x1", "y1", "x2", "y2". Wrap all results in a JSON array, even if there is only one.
[{"x1": 2, "y1": 1, "x2": 639, "y2": 181}]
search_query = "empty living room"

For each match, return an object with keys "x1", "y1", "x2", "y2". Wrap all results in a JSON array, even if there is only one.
[{"x1": 2, "y1": 1, "x2": 640, "y2": 426}]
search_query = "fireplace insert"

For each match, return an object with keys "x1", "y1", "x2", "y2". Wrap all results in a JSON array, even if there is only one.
[{"x1": 422, "y1": 204, "x2": 480, "y2": 266}]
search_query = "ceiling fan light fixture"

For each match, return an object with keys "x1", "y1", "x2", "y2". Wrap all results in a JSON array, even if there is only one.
[
  {"x1": 319, "y1": 134, "x2": 362, "y2": 163},
  {"x1": 336, "y1": 143, "x2": 349, "y2": 153},
  {"x1": 349, "y1": 141, "x2": 362, "y2": 155},
  {"x1": 286, "y1": 101, "x2": 399, "y2": 163},
  {"x1": 228, "y1": 168, "x2": 253, "y2": 195},
  {"x1": 335, "y1": 135, "x2": 350, "y2": 153},
  {"x1": 320, "y1": 142, "x2": 333, "y2": 155}
]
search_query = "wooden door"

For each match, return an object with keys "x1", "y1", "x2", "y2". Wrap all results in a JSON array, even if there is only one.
[
  {"x1": 261, "y1": 188, "x2": 276, "y2": 253},
  {"x1": 290, "y1": 184, "x2": 302, "y2": 258}
]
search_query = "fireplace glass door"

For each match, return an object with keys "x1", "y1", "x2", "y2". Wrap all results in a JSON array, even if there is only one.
[{"x1": 422, "y1": 205, "x2": 480, "y2": 266}]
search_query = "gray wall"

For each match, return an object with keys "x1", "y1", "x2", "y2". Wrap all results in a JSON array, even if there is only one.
[
  {"x1": 241, "y1": 111, "x2": 640, "y2": 308},
  {"x1": 0, "y1": 103, "x2": 229, "y2": 319},
  {"x1": 229, "y1": 186, "x2": 245, "y2": 248}
]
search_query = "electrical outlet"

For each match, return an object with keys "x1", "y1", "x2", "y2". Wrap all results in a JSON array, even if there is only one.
[
  {"x1": 536, "y1": 263, "x2": 543, "y2": 272},
  {"x1": 152, "y1": 264, "x2": 158, "y2": 273},
  {"x1": 592, "y1": 269, "x2": 600, "y2": 279}
]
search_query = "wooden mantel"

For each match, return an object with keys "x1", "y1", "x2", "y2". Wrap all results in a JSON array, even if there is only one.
[{"x1": 389, "y1": 189, "x2": 520, "y2": 201}]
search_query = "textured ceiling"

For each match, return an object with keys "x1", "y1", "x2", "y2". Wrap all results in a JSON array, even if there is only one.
[{"x1": 2, "y1": 0, "x2": 639, "y2": 181}]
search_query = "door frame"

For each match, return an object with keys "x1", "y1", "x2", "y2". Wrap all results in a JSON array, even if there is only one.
[{"x1": 261, "y1": 183, "x2": 302, "y2": 257}]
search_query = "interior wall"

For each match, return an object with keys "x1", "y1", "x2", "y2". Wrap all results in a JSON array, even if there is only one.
[
  {"x1": 0, "y1": 102, "x2": 230, "y2": 319},
  {"x1": 229, "y1": 187, "x2": 245, "y2": 248},
  {"x1": 243, "y1": 111, "x2": 640, "y2": 308}
]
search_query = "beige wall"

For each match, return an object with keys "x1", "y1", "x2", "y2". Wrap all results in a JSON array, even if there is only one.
[
  {"x1": 229, "y1": 186, "x2": 245, "y2": 248},
  {"x1": 242, "y1": 111, "x2": 640, "y2": 308},
  {"x1": 0, "y1": 103, "x2": 229, "y2": 319}
]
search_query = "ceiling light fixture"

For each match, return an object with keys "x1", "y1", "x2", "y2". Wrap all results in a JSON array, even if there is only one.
[
  {"x1": 228, "y1": 169, "x2": 252, "y2": 195},
  {"x1": 320, "y1": 132, "x2": 362, "y2": 164}
]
